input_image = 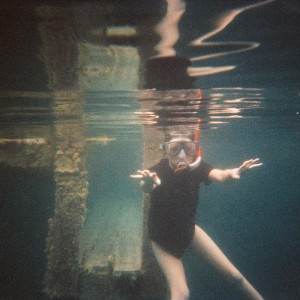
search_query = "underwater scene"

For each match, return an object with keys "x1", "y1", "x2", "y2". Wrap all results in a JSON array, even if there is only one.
[{"x1": 0, "y1": 1, "x2": 299, "y2": 299}]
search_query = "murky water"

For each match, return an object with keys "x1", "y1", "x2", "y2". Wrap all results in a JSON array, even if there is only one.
[{"x1": 0, "y1": 1, "x2": 299, "y2": 299}]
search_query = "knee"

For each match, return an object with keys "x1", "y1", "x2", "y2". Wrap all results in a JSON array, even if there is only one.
[
  {"x1": 179, "y1": 286, "x2": 190, "y2": 300},
  {"x1": 228, "y1": 273, "x2": 245, "y2": 291},
  {"x1": 171, "y1": 285, "x2": 190, "y2": 300}
]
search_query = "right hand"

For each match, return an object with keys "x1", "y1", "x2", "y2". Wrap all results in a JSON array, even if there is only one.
[{"x1": 131, "y1": 170, "x2": 161, "y2": 192}]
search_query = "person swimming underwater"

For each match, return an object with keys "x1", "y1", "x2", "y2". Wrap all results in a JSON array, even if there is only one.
[{"x1": 131, "y1": 128, "x2": 264, "y2": 300}]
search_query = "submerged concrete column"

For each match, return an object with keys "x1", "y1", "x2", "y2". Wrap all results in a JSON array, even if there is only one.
[
  {"x1": 37, "y1": 6, "x2": 89, "y2": 298},
  {"x1": 37, "y1": 3, "x2": 173, "y2": 299},
  {"x1": 44, "y1": 91, "x2": 88, "y2": 298}
]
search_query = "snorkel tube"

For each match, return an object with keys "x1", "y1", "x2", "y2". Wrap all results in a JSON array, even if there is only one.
[{"x1": 188, "y1": 128, "x2": 202, "y2": 170}]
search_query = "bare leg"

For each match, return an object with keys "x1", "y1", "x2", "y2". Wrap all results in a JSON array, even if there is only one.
[
  {"x1": 151, "y1": 241, "x2": 190, "y2": 300},
  {"x1": 190, "y1": 225, "x2": 264, "y2": 300}
]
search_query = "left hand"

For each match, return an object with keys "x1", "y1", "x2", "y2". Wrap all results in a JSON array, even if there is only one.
[{"x1": 232, "y1": 158, "x2": 263, "y2": 179}]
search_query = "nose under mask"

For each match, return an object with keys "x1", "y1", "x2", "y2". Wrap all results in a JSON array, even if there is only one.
[{"x1": 178, "y1": 148, "x2": 186, "y2": 158}]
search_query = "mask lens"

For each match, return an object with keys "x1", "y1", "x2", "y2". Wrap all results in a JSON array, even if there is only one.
[
  {"x1": 183, "y1": 142, "x2": 197, "y2": 156},
  {"x1": 165, "y1": 142, "x2": 182, "y2": 155},
  {"x1": 164, "y1": 141, "x2": 198, "y2": 156}
]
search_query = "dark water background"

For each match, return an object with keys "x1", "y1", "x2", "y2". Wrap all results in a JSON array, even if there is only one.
[{"x1": 0, "y1": 1, "x2": 299, "y2": 299}]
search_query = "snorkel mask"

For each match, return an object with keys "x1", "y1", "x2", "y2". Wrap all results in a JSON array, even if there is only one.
[{"x1": 162, "y1": 127, "x2": 202, "y2": 173}]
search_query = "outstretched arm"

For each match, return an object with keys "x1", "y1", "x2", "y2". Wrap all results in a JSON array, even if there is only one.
[{"x1": 208, "y1": 158, "x2": 263, "y2": 183}]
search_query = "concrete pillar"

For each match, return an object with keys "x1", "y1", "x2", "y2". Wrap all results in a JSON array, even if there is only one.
[
  {"x1": 37, "y1": 3, "x2": 174, "y2": 299},
  {"x1": 37, "y1": 7, "x2": 89, "y2": 298},
  {"x1": 44, "y1": 91, "x2": 88, "y2": 298}
]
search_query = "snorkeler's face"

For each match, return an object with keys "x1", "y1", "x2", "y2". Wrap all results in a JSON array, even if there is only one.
[{"x1": 165, "y1": 137, "x2": 197, "y2": 170}]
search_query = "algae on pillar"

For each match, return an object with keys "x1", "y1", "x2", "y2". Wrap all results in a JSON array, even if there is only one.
[
  {"x1": 37, "y1": 5, "x2": 89, "y2": 298},
  {"x1": 37, "y1": 2, "x2": 170, "y2": 299},
  {"x1": 44, "y1": 91, "x2": 89, "y2": 298}
]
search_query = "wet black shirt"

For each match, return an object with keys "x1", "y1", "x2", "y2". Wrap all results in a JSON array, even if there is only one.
[{"x1": 148, "y1": 158, "x2": 213, "y2": 257}]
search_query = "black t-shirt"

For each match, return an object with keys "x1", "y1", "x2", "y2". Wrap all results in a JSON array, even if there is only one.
[{"x1": 148, "y1": 158, "x2": 213, "y2": 257}]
